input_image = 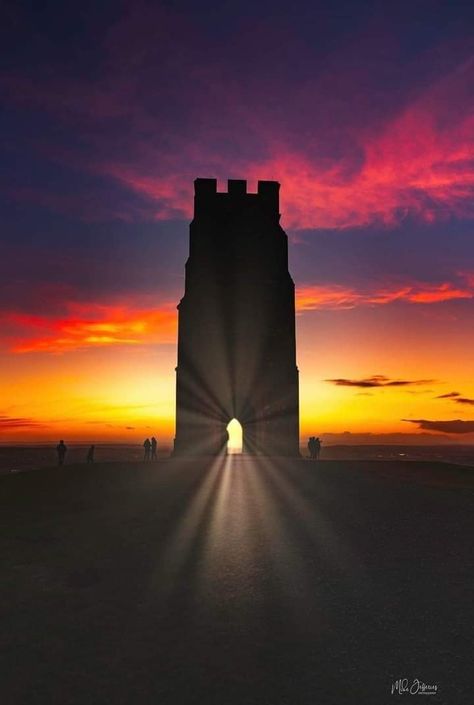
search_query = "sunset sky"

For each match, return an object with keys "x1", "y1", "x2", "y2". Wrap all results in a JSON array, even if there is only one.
[{"x1": 1, "y1": 0, "x2": 473, "y2": 444}]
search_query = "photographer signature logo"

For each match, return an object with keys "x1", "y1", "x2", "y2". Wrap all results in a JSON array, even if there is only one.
[{"x1": 391, "y1": 678, "x2": 438, "y2": 696}]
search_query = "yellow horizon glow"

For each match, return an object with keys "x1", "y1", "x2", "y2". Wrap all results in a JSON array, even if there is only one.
[{"x1": 2, "y1": 300, "x2": 474, "y2": 444}]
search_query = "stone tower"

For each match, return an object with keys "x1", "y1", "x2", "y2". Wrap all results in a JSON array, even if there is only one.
[{"x1": 173, "y1": 178, "x2": 299, "y2": 456}]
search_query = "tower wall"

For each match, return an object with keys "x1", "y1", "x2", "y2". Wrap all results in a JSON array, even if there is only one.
[{"x1": 174, "y1": 178, "x2": 300, "y2": 456}]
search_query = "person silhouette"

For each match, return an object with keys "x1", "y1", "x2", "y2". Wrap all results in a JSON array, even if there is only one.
[
  {"x1": 307, "y1": 436, "x2": 315, "y2": 459},
  {"x1": 224, "y1": 427, "x2": 230, "y2": 453},
  {"x1": 56, "y1": 440, "x2": 67, "y2": 466},
  {"x1": 315, "y1": 437, "x2": 321, "y2": 460},
  {"x1": 143, "y1": 438, "x2": 151, "y2": 461},
  {"x1": 151, "y1": 436, "x2": 158, "y2": 460},
  {"x1": 86, "y1": 445, "x2": 95, "y2": 463}
]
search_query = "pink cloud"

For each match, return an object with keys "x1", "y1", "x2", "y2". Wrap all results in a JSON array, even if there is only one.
[
  {"x1": 1, "y1": 5, "x2": 473, "y2": 230},
  {"x1": 96, "y1": 56, "x2": 474, "y2": 229},
  {"x1": 296, "y1": 277, "x2": 474, "y2": 311}
]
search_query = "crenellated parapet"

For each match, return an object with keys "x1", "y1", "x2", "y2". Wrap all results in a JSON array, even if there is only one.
[{"x1": 193, "y1": 178, "x2": 280, "y2": 219}]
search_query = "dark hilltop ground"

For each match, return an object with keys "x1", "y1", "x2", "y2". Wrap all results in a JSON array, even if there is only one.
[
  {"x1": 2, "y1": 457, "x2": 473, "y2": 705},
  {"x1": 2, "y1": 443, "x2": 474, "y2": 475}
]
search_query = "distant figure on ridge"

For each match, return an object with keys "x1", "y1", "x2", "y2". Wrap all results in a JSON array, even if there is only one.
[
  {"x1": 315, "y1": 437, "x2": 322, "y2": 460},
  {"x1": 143, "y1": 438, "x2": 151, "y2": 461},
  {"x1": 308, "y1": 436, "x2": 321, "y2": 460},
  {"x1": 56, "y1": 440, "x2": 67, "y2": 466},
  {"x1": 151, "y1": 436, "x2": 158, "y2": 460},
  {"x1": 86, "y1": 445, "x2": 95, "y2": 464},
  {"x1": 224, "y1": 427, "x2": 230, "y2": 454}
]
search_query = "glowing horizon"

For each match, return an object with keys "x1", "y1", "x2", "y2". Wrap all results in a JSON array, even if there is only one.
[{"x1": 2, "y1": 285, "x2": 474, "y2": 444}]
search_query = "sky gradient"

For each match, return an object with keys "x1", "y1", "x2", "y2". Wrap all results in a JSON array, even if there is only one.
[{"x1": 1, "y1": 0, "x2": 473, "y2": 444}]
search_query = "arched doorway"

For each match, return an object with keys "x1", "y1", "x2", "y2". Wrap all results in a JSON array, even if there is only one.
[{"x1": 226, "y1": 418, "x2": 243, "y2": 454}]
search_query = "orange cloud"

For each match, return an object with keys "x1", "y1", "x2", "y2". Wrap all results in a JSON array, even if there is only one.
[
  {"x1": 7, "y1": 303, "x2": 177, "y2": 353},
  {"x1": 5, "y1": 277, "x2": 471, "y2": 355},
  {"x1": 296, "y1": 280, "x2": 473, "y2": 311},
  {"x1": 405, "y1": 283, "x2": 473, "y2": 303},
  {"x1": 295, "y1": 285, "x2": 362, "y2": 311}
]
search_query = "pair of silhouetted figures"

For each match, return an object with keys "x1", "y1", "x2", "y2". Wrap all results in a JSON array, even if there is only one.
[
  {"x1": 308, "y1": 436, "x2": 321, "y2": 460},
  {"x1": 143, "y1": 437, "x2": 158, "y2": 461},
  {"x1": 56, "y1": 441, "x2": 95, "y2": 465}
]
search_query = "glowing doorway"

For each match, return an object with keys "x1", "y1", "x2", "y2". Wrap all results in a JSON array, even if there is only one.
[{"x1": 226, "y1": 418, "x2": 243, "y2": 454}]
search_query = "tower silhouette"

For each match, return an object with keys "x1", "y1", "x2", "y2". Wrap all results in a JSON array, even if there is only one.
[{"x1": 173, "y1": 179, "x2": 299, "y2": 456}]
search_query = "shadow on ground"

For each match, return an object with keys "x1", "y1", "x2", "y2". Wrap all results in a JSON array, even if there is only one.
[{"x1": 1, "y1": 458, "x2": 473, "y2": 704}]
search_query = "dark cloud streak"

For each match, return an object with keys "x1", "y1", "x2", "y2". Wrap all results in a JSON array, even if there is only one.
[
  {"x1": 326, "y1": 375, "x2": 435, "y2": 388},
  {"x1": 435, "y1": 391, "x2": 474, "y2": 405},
  {"x1": 0, "y1": 415, "x2": 46, "y2": 429},
  {"x1": 403, "y1": 419, "x2": 474, "y2": 434}
]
